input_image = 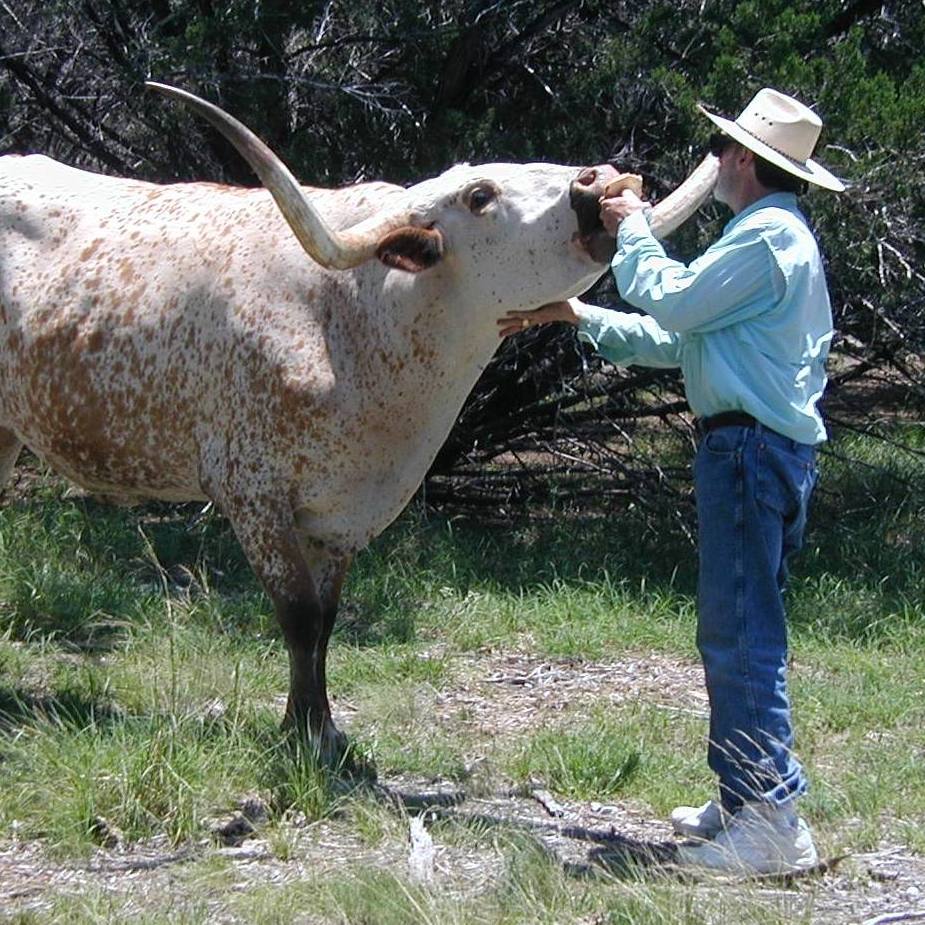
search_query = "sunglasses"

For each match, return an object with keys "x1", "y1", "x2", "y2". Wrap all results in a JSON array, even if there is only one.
[{"x1": 709, "y1": 132, "x2": 733, "y2": 157}]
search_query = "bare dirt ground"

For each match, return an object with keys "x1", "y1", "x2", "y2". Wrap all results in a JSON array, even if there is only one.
[{"x1": 2, "y1": 651, "x2": 924, "y2": 924}]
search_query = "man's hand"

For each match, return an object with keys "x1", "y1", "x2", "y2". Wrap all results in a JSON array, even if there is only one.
[
  {"x1": 497, "y1": 300, "x2": 580, "y2": 338},
  {"x1": 600, "y1": 189, "x2": 652, "y2": 236}
]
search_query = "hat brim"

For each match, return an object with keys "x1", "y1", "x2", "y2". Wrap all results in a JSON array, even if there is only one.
[{"x1": 698, "y1": 104, "x2": 845, "y2": 192}]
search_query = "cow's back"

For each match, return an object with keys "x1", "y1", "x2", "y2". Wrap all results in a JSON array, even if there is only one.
[{"x1": 0, "y1": 157, "x2": 311, "y2": 502}]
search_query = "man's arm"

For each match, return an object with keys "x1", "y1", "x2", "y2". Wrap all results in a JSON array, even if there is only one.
[{"x1": 498, "y1": 297, "x2": 682, "y2": 369}]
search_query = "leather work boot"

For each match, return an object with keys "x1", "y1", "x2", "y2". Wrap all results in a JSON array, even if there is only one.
[
  {"x1": 677, "y1": 802, "x2": 819, "y2": 875},
  {"x1": 669, "y1": 799, "x2": 727, "y2": 840}
]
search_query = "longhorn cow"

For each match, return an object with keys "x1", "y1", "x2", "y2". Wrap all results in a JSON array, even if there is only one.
[{"x1": 0, "y1": 84, "x2": 718, "y2": 764}]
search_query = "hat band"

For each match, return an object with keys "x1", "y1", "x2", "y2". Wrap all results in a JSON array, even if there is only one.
[{"x1": 736, "y1": 123, "x2": 812, "y2": 171}]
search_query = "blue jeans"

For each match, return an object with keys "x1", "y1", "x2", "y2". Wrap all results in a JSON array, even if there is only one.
[{"x1": 693, "y1": 421, "x2": 818, "y2": 813}]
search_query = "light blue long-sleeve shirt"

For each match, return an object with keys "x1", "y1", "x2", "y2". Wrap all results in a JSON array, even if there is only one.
[{"x1": 576, "y1": 192, "x2": 833, "y2": 445}]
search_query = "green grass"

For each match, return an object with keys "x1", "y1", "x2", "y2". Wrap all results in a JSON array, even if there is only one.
[{"x1": 0, "y1": 427, "x2": 924, "y2": 922}]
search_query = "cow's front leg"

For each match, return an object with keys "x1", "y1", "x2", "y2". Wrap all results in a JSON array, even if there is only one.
[
  {"x1": 219, "y1": 496, "x2": 351, "y2": 767},
  {"x1": 273, "y1": 591, "x2": 344, "y2": 763},
  {"x1": 277, "y1": 541, "x2": 351, "y2": 767}
]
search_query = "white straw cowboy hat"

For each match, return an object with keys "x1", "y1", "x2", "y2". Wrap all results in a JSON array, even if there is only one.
[{"x1": 699, "y1": 88, "x2": 845, "y2": 192}]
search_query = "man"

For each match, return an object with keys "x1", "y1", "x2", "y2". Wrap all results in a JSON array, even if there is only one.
[{"x1": 498, "y1": 88, "x2": 844, "y2": 875}]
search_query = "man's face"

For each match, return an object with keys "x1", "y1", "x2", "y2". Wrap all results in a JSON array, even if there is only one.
[{"x1": 712, "y1": 141, "x2": 745, "y2": 209}]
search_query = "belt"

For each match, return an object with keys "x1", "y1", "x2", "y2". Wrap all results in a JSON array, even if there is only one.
[{"x1": 696, "y1": 411, "x2": 757, "y2": 435}]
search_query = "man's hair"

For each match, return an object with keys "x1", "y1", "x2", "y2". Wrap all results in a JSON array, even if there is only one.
[{"x1": 753, "y1": 155, "x2": 808, "y2": 194}]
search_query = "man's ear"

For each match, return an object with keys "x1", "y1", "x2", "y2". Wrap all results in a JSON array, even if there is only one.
[{"x1": 376, "y1": 226, "x2": 445, "y2": 273}]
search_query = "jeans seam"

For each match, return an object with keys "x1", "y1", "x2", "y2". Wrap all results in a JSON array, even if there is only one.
[{"x1": 736, "y1": 439, "x2": 760, "y2": 752}]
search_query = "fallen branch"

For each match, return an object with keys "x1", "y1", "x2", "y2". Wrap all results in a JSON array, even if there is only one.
[
  {"x1": 531, "y1": 789, "x2": 567, "y2": 818},
  {"x1": 860, "y1": 912, "x2": 925, "y2": 925}
]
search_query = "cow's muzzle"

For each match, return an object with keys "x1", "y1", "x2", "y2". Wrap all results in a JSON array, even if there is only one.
[
  {"x1": 570, "y1": 165, "x2": 620, "y2": 264},
  {"x1": 571, "y1": 156, "x2": 721, "y2": 260}
]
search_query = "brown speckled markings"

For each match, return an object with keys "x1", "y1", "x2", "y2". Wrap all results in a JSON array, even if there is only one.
[{"x1": 0, "y1": 138, "x2": 625, "y2": 765}]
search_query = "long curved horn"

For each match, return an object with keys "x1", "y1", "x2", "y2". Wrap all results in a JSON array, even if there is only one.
[
  {"x1": 146, "y1": 82, "x2": 389, "y2": 269},
  {"x1": 648, "y1": 154, "x2": 720, "y2": 239}
]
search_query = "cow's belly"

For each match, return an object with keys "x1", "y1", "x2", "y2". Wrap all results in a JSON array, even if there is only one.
[
  {"x1": 34, "y1": 445, "x2": 206, "y2": 505},
  {"x1": 0, "y1": 353, "x2": 208, "y2": 504},
  {"x1": 7, "y1": 423, "x2": 207, "y2": 505}
]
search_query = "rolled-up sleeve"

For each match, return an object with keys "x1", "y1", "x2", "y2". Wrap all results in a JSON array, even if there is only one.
[{"x1": 575, "y1": 302, "x2": 682, "y2": 369}]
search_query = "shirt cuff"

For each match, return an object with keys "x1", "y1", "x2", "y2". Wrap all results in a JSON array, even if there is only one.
[
  {"x1": 617, "y1": 209, "x2": 654, "y2": 251},
  {"x1": 575, "y1": 304, "x2": 615, "y2": 351}
]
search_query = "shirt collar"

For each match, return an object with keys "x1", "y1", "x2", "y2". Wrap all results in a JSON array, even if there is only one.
[{"x1": 724, "y1": 192, "x2": 801, "y2": 234}]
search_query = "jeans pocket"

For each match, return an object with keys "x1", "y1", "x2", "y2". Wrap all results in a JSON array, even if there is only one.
[
  {"x1": 701, "y1": 427, "x2": 747, "y2": 457},
  {"x1": 756, "y1": 440, "x2": 816, "y2": 516}
]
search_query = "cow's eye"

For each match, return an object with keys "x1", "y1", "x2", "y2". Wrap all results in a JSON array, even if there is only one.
[{"x1": 466, "y1": 184, "x2": 498, "y2": 214}]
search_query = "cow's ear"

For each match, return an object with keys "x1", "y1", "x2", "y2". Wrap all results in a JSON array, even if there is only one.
[{"x1": 375, "y1": 226, "x2": 444, "y2": 273}]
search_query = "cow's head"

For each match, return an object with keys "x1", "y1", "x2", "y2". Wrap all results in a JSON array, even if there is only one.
[{"x1": 146, "y1": 83, "x2": 716, "y2": 290}]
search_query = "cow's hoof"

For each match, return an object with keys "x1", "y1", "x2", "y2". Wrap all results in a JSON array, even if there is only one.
[
  {"x1": 320, "y1": 726, "x2": 377, "y2": 784},
  {"x1": 334, "y1": 739, "x2": 377, "y2": 784},
  {"x1": 281, "y1": 719, "x2": 377, "y2": 782}
]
